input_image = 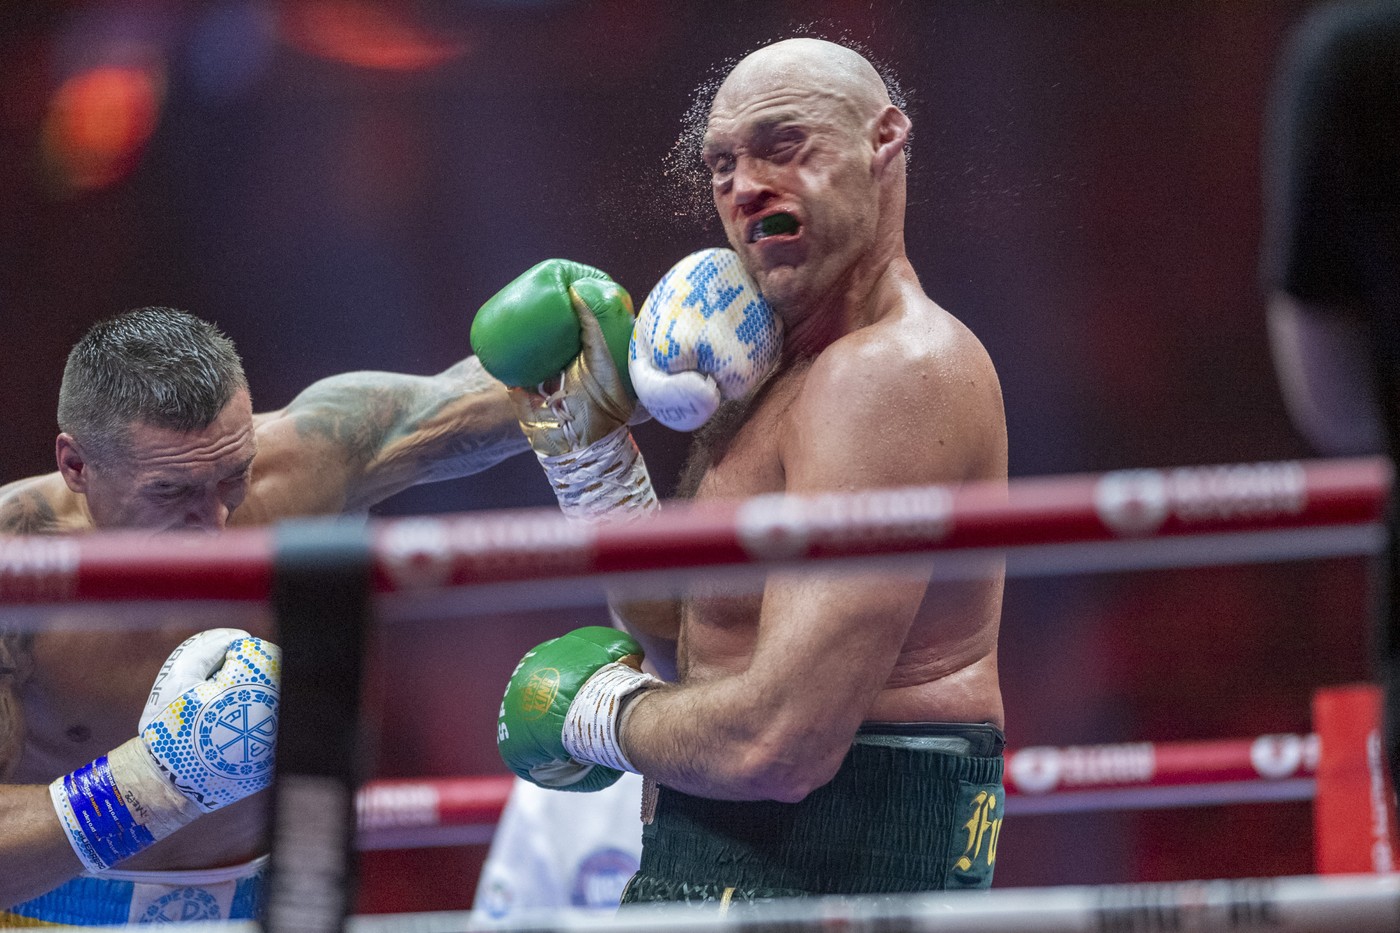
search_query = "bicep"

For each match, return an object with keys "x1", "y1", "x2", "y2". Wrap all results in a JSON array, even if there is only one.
[{"x1": 274, "y1": 362, "x2": 524, "y2": 512}]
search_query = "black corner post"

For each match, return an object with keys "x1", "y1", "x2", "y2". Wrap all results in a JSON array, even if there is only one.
[{"x1": 263, "y1": 519, "x2": 373, "y2": 933}]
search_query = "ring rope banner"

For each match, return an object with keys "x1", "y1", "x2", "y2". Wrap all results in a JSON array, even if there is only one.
[
  {"x1": 0, "y1": 457, "x2": 1388, "y2": 609},
  {"x1": 351, "y1": 874, "x2": 1400, "y2": 933},
  {"x1": 352, "y1": 733, "x2": 1321, "y2": 850}
]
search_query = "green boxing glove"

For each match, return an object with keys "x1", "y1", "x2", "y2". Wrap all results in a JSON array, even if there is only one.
[
  {"x1": 471, "y1": 259, "x2": 635, "y2": 399},
  {"x1": 471, "y1": 260, "x2": 659, "y2": 523},
  {"x1": 497, "y1": 626, "x2": 659, "y2": 792}
]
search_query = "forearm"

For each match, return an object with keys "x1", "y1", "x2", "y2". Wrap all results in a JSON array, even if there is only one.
[
  {"x1": 281, "y1": 357, "x2": 529, "y2": 509},
  {"x1": 381, "y1": 357, "x2": 532, "y2": 479},
  {"x1": 619, "y1": 673, "x2": 850, "y2": 803},
  {"x1": 617, "y1": 574, "x2": 923, "y2": 801},
  {"x1": 0, "y1": 784, "x2": 82, "y2": 909}
]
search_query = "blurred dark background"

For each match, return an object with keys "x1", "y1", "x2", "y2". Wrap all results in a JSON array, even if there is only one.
[{"x1": 0, "y1": 0, "x2": 1373, "y2": 912}]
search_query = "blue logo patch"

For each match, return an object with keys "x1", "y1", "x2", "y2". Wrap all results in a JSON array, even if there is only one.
[
  {"x1": 198, "y1": 684, "x2": 277, "y2": 780},
  {"x1": 139, "y1": 887, "x2": 221, "y2": 923},
  {"x1": 570, "y1": 847, "x2": 639, "y2": 908}
]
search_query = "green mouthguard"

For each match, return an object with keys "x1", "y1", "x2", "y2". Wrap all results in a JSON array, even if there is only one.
[{"x1": 760, "y1": 214, "x2": 798, "y2": 236}]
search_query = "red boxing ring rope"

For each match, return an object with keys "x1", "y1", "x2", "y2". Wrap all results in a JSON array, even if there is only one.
[
  {"x1": 354, "y1": 732, "x2": 1320, "y2": 850},
  {"x1": 0, "y1": 457, "x2": 1388, "y2": 610}
]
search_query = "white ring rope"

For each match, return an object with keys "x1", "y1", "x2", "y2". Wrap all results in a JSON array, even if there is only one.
[{"x1": 374, "y1": 874, "x2": 1400, "y2": 933}]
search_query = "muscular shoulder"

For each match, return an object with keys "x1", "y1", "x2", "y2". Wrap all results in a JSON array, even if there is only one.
[
  {"x1": 785, "y1": 295, "x2": 1006, "y2": 487},
  {"x1": 228, "y1": 413, "x2": 350, "y2": 525},
  {"x1": 0, "y1": 474, "x2": 84, "y2": 535}
]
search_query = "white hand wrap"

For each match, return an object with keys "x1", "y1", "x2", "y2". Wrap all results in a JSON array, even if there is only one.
[
  {"x1": 629, "y1": 248, "x2": 782, "y2": 431},
  {"x1": 535, "y1": 423, "x2": 658, "y2": 522},
  {"x1": 561, "y1": 662, "x2": 658, "y2": 774},
  {"x1": 49, "y1": 629, "x2": 280, "y2": 872}
]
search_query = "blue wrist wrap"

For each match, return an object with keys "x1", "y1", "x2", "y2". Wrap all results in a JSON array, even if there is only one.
[{"x1": 59, "y1": 756, "x2": 156, "y2": 870}]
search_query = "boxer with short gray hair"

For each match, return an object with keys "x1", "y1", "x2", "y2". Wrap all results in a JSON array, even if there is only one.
[
  {"x1": 486, "y1": 38, "x2": 1010, "y2": 904},
  {"x1": 0, "y1": 306, "x2": 529, "y2": 921}
]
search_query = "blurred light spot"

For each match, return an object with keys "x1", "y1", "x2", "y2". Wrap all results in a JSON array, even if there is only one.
[
  {"x1": 280, "y1": 0, "x2": 470, "y2": 72},
  {"x1": 41, "y1": 64, "x2": 164, "y2": 195},
  {"x1": 186, "y1": 1, "x2": 277, "y2": 101}
]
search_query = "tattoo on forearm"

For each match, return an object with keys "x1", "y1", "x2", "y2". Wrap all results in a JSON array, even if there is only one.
[{"x1": 288, "y1": 359, "x2": 523, "y2": 486}]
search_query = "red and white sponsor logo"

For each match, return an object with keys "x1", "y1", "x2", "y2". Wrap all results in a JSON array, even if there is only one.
[
  {"x1": 0, "y1": 537, "x2": 79, "y2": 601},
  {"x1": 1093, "y1": 470, "x2": 1170, "y2": 537},
  {"x1": 1249, "y1": 733, "x2": 1318, "y2": 779},
  {"x1": 446, "y1": 514, "x2": 593, "y2": 580},
  {"x1": 379, "y1": 515, "x2": 594, "y2": 589},
  {"x1": 736, "y1": 487, "x2": 953, "y2": 562},
  {"x1": 357, "y1": 782, "x2": 440, "y2": 830},
  {"x1": 1095, "y1": 462, "x2": 1307, "y2": 537},
  {"x1": 380, "y1": 519, "x2": 454, "y2": 591},
  {"x1": 1007, "y1": 743, "x2": 1156, "y2": 795}
]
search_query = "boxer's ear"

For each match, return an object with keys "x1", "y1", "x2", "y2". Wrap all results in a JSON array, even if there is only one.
[
  {"x1": 872, "y1": 105, "x2": 910, "y2": 172},
  {"x1": 56, "y1": 433, "x2": 90, "y2": 492}
]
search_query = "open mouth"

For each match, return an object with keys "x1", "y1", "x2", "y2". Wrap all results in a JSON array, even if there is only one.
[{"x1": 749, "y1": 212, "x2": 800, "y2": 243}]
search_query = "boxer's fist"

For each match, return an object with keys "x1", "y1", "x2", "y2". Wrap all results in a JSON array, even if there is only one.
[
  {"x1": 471, "y1": 259, "x2": 635, "y2": 398},
  {"x1": 630, "y1": 248, "x2": 781, "y2": 431},
  {"x1": 497, "y1": 626, "x2": 657, "y2": 792},
  {"x1": 49, "y1": 629, "x2": 281, "y2": 871},
  {"x1": 471, "y1": 261, "x2": 658, "y2": 522},
  {"x1": 471, "y1": 260, "x2": 641, "y2": 459}
]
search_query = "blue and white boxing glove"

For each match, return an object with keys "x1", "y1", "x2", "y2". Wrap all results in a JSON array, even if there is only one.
[
  {"x1": 49, "y1": 629, "x2": 280, "y2": 872},
  {"x1": 629, "y1": 248, "x2": 782, "y2": 432}
]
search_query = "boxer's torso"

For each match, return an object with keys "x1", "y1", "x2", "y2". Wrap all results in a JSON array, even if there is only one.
[
  {"x1": 674, "y1": 296, "x2": 1006, "y2": 728},
  {"x1": 0, "y1": 471, "x2": 278, "y2": 871}
]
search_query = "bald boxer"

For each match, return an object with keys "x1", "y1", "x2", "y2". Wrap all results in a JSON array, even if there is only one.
[
  {"x1": 0, "y1": 307, "x2": 527, "y2": 922},
  {"x1": 490, "y1": 38, "x2": 1009, "y2": 904}
]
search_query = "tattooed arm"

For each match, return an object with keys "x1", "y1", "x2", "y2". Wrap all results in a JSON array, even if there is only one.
[{"x1": 243, "y1": 356, "x2": 529, "y2": 518}]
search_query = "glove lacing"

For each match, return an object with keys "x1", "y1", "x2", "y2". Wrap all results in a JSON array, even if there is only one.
[{"x1": 535, "y1": 384, "x2": 658, "y2": 522}]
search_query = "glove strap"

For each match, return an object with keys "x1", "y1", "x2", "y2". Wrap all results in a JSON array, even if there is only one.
[
  {"x1": 49, "y1": 738, "x2": 201, "y2": 872},
  {"x1": 536, "y1": 425, "x2": 659, "y2": 522},
  {"x1": 561, "y1": 662, "x2": 658, "y2": 774}
]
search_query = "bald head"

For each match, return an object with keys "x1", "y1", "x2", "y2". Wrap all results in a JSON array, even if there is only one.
[{"x1": 713, "y1": 38, "x2": 894, "y2": 132}]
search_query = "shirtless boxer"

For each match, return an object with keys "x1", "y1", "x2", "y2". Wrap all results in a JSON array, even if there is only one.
[
  {"x1": 0, "y1": 306, "x2": 527, "y2": 922},
  {"x1": 482, "y1": 38, "x2": 1009, "y2": 903}
]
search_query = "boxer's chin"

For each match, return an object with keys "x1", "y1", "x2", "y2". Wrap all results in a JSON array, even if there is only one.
[{"x1": 750, "y1": 264, "x2": 803, "y2": 312}]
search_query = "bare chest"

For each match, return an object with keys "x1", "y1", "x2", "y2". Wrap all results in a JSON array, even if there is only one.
[
  {"x1": 15, "y1": 627, "x2": 193, "y2": 779},
  {"x1": 14, "y1": 610, "x2": 270, "y2": 781},
  {"x1": 679, "y1": 371, "x2": 807, "y2": 671},
  {"x1": 687, "y1": 369, "x2": 807, "y2": 503}
]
